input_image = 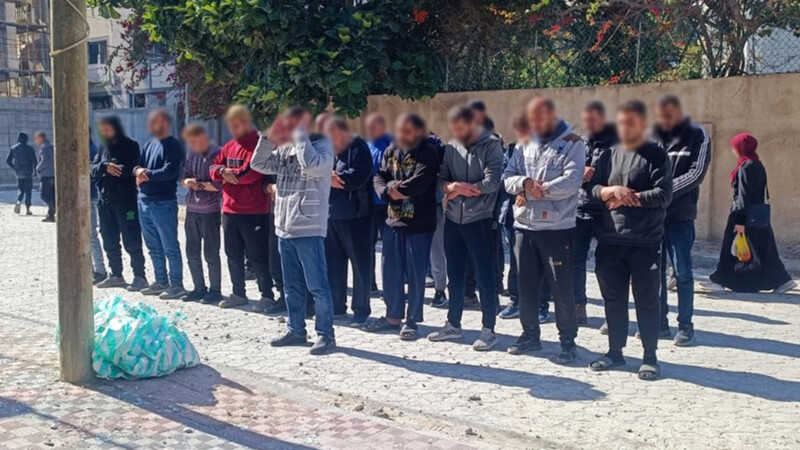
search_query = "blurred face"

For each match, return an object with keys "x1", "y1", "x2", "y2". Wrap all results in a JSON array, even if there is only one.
[
  {"x1": 34, "y1": 134, "x2": 45, "y2": 146},
  {"x1": 365, "y1": 115, "x2": 387, "y2": 141},
  {"x1": 471, "y1": 109, "x2": 486, "y2": 125},
  {"x1": 513, "y1": 125, "x2": 531, "y2": 143},
  {"x1": 285, "y1": 112, "x2": 312, "y2": 132},
  {"x1": 581, "y1": 109, "x2": 605, "y2": 135},
  {"x1": 226, "y1": 117, "x2": 251, "y2": 139},
  {"x1": 448, "y1": 118, "x2": 477, "y2": 145},
  {"x1": 616, "y1": 110, "x2": 648, "y2": 149},
  {"x1": 99, "y1": 122, "x2": 116, "y2": 141},
  {"x1": 655, "y1": 102, "x2": 683, "y2": 132},
  {"x1": 395, "y1": 118, "x2": 422, "y2": 150},
  {"x1": 325, "y1": 124, "x2": 351, "y2": 155},
  {"x1": 186, "y1": 133, "x2": 210, "y2": 154},
  {"x1": 148, "y1": 113, "x2": 170, "y2": 138},
  {"x1": 527, "y1": 101, "x2": 557, "y2": 138}
]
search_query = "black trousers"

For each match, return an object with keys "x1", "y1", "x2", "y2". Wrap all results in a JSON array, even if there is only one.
[
  {"x1": 514, "y1": 228, "x2": 578, "y2": 349},
  {"x1": 98, "y1": 197, "x2": 146, "y2": 278},
  {"x1": 40, "y1": 177, "x2": 55, "y2": 218},
  {"x1": 326, "y1": 216, "x2": 373, "y2": 319},
  {"x1": 185, "y1": 211, "x2": 222, "y2": 293},
  {"x1": 595, "y1": 243, "x2": 661, "y2": 355},
  {"x1": 16, "y1": 178, "x2": 32, "y2": 206},
  {"x1": 223, "y1": 213, "x2": 273, "y2": 299}
]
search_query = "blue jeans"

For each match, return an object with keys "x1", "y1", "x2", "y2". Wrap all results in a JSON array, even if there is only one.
[
  {"x1": 660, "y1": 220, "x2": 695, "y2": 327},
  {"x1": 90, "y1": 200, "x2": 107, "y2": 276},
  {"x1": 139, "y1": 199, "x2": 183, "y2": 287},
  {"x1": 279, "y1": 237, "x2": 335, "y2": 339},
  {"x1": 444, "y1": 218, "x2": 499, "y2": 331},
  {"x1": 382, "y1": 227, "x2": 433, "y2": 325}
]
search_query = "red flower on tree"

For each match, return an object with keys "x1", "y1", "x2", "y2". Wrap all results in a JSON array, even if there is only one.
[{"x1": 412, "y1": 8, "x2": 428, "y2": 24}]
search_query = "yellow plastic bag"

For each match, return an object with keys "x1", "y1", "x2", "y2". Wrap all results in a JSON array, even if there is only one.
[{"x1": 733, "y1": 232, "x2": 752, "y2": 262}]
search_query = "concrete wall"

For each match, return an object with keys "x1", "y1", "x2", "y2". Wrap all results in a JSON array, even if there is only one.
[
  {"x1": 0, "y1": 97, "x2": 53, "y2": 184},
  {"x1": 356, "y1": 73, "x2": 800, "y2": 246}
]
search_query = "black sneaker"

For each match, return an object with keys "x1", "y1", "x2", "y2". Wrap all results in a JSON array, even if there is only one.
[
  {"x1": 263, "y1": 298, "x2": 287, "y2": 315},
  {"x1": 674, "y1": 324, "x2": 695, "y2": 347},
  {"x1": 92, "y1": 272, "x2": 107, "y2": 285},
  {"x1": 97, "y1": 275, "x2": 128, "y2": 289},
  {"x1": 309, "y1": 336, "x2": 336, "y2": 355},
  {"x1": 201, "y1": 290, "x2": 223, "y2": 305},
  {"x1": 219, "y1": 294, "x2": 248, "y2": 308},
  {"x1": 181, "y1": 288, "x2": 207, "y2": 302},
  {"x1": 126, "y1": 276, "x2": 149, "y2": 292},
  {"x1": 159, "y1": 286, "x2": 188, "y2": 300},
  {"x1": 431, "y1": 290, "x2": 448, "y2": 308},
  {"x1": 141, "y1": 282, "x2": 168, "y2": 296},
  {"x1": 659, "y1": 324, "x2": 672, "y2": 339},
  {"x1": 556, "y1": 346, "x2": 578, "y2": 364},
  {"x1": 244, "y1": 269, "x2": 257, "y2": 281},
  {"x1": 270, "y1": 330, "x2": 308, "y2": 347},
  {"x1": 507, "y1": 333, "x2": 543, "y2": 355},
  {"x1": 464, "y1": 294, "x2": 479, "y2": 309}
]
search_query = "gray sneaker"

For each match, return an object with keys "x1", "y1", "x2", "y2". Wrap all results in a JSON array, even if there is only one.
[
  {"x1": 219, "y1": 294, "x2": 249, "y2": 308},
  {"x1": 427, "y1": 322, "x2": 463, "y2": 342},
  {"x1": 773, "y1": 280, "x2": 797, "y2": 294},
  {"x1": 674, "y1": 324, "x2": 695, "y2": 347},
  {"x1": 96, "y1": 275, "x2": 127, "y2": 289},
  {"x1": 472, "y1": 328, "x2": 498, "y2": 351},
  {"x1": 126, "y1": 277, "x2": 149, "y2": 292},
  {"x1": 140, "y1": 282, "x2": 168, "y2": 296},
  {"x1": 159, "y1": 285, "x2": 187, "y2": 300}
]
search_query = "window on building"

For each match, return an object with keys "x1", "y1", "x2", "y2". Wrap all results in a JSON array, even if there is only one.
[
  {"x1": 90, "y1": 95, "x2": 113, "y2": 110},
  {"x1": 88, "y1": 40, "x2": 108, "y2": 65},
  {"x1": 132, "y1": 93, "x2": 146, "y2": 108}
]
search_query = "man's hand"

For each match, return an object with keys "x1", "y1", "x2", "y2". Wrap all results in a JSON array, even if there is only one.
[
  {"x1": 183, "y1": 178, "x2": 199, "y2": 190},
  {"x1": 445, "y1": 191, "x2": 459, "y2": 201},
  {"x1": 199, "y1": 182, "x2": 218, "y2": 192},
  {"x1": 106, "y1": 162, "x2": 122, "y2": 177},
  {"x1": 267, "y1": 117, "x2": 290, "y2": 145},
  {"x1": 265, "y1": 183, "x2": 276, "y2": 201},
  {"x1": 447, "y1": 182, "x2": 481, "y2": 198},
  {"x1": 220, "y1": 168, "x2": 239, "y2": 185},
  {"x1": 523, "y1": 178, "x2": 546, "y2": 199},
  {"x1": 331, "y1": 171, "x2": 345, "y2": 189},
  {"x1": 134, "y1": 167, "x2": 148, "y2": 186},
  {"x1": 388, "y1": 185, "x2": 408, "y2": 201},
  {"x1": 583, "y1": 166, "x2": 595, "y2": 183},
  {"x1": 515, "y1": 192, "x2": 527, "y2": 207}
]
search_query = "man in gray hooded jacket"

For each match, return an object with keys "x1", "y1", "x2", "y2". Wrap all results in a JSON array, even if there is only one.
[
  {"x1": 503, "y1": 97, "x2": 584, "y2": 364},
  {"x1": 428, "y1": 105, "x2": 504, "y2": 351}
]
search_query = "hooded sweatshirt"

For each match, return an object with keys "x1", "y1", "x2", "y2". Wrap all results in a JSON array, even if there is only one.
[
  {"x1": 6, "y1": 133, "x2": 37, "y2": 180},
  {"x1": 588, "y1": 142, "x2": 673, "y2": 247},
  {"x1": 439, "y1": 130, "x2": 504, "y2": 225},
  {"x1": 210, "y1": 130, "x2": 270, "y2": 215},
  {"x1": 90, "y1": 119, "x2": 140, "y2": 203},
  {"x1": 136, "y1": 136, "x2": 185, "y2": 202},
  {"x1": 330, "y1": 136, "x2": 374, "y2": 221},
  {"x1": 183, "y1": 145, "x2": 222, "y2": 214},
  {"x1": 373, "y1": 138, "x2": 439, "y2": 233},
  {"x1": 651, "y1": 118, "x2": 711, "y2": 223},
  {"x1": 578, "y1": 124, "x2": 618, "y2": 219},
  {"x1": 250, "y1": 128, "x2": 334, "y2": 239},
  {"x1": 502, "y1": 120, "x2": 585, "y2": 232},
  {"x1": 36, "y1": 139, "x2": 55, "y2": 178}
]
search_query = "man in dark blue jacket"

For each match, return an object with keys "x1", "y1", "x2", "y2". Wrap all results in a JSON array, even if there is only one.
[
  {"x1": 133, "y1": 109, "x2": 186, "y2": 299},
  {"x1": 366, "y1": 112, "x2": 392, "y2": 295},
  {"x1": 7, "y1": 132, "x2": 36, "y2": 215},
  {"x1": 325, "y1": 117, "x2": 375, "y2": 327}
]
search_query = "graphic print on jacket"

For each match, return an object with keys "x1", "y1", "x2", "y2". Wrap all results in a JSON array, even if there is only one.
[{"x1": 388, "y1": 152, "x2": 418, "y2": 220}]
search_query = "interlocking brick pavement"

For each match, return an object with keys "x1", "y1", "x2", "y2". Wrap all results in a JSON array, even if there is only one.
[{"x1": 1, "y1": 192, "x2": 800, "y2": 449}]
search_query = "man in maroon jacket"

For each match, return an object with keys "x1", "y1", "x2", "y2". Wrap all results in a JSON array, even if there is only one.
[{"x1": 210, "y1": 105, "x2": 277, "y2": 310}]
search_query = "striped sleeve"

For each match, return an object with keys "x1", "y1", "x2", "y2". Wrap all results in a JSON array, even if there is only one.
[{"x1": 672, "y1": 126, "x2": 711, "y2": 198}]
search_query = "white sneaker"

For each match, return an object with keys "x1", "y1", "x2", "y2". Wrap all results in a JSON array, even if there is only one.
[
  {"x1": 427, "y1": 321, "x2": 463, "y2": 342},
  {"x1": 773, "y1": 280, "x2": 798, "y2": 295},
  {"x1": 472, "y1": 328, "x2": 497, "y2": 352},
  {"x1": 698, "y1": 280, "x2": 725, "y2": 292}
]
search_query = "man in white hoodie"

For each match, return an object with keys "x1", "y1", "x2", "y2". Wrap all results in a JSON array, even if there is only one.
[{"x1": 502, "y1": 97, "x2": 585, "y2": 364}]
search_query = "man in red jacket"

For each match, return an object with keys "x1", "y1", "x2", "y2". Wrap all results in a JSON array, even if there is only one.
[{"x1": 210, "y1": 105, "x2": 277, "y2": 310}]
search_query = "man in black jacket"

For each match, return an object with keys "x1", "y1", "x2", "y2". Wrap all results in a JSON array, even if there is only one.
[
  {"x1": 588, "y1": 100, "x2": 672, "y2": 381},
  {"x1": 6, "y1": 132, "x2": 36, "y2": 215},
  {"x1": 652, "y1": 95, "x2": 711, "y2": 346},
  {"x1": 91, "y1": 116, "x2": 148, "y2": 290},
  {"x1": 575, "y1": 101, "x2": 618, "y2": 326}
]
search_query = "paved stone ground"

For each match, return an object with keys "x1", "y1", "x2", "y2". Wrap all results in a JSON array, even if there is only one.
[{"x1": 1, "y1": 192, "x2": 800, "y2": 449}]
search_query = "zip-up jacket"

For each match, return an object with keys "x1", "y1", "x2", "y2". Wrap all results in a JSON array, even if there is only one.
[
  {"x1": 439, "y1": 130, "x2": 504, "y2": 225},
  {"x1": 373, "y1": 139, "x2": 439, "y2": 233},
  {"x1": 90, "y1": 128, "x2": 140, "y2": 203},
  {"x1": 210, "y1": 130, "x2": 270, "y2": 215},
  {"x1": 6, "y1": 133, "x2": 36, "y2": 180},
  {"x1": 183, "y1": 145, "x2": 222, "y2": 214},
  {"x1": 652, "y1": 118, "x2": 711, "y2": 223},
  {"x1": 578, "y1": 125, "x2": 618, "y2": 219},
  {"x1": 36, "y1": 142, "x2": 55, "y2": 178},
  {"x1": 250, "y1": 129, "x2": 334, "y2": 239},
  {"x1": 588, "y1": 142, "x2": 673, "y2": 247},
  {"x1": 503, "y1": 120, "x2": 585, "y2": 232},
  {"x1": 330, "y1": 136, "x2": 374, "y2": 221}
]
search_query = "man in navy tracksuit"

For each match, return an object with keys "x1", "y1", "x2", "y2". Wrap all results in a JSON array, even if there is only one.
[
  {"x1": 325, "y1": 117, "x2": 375, "y2": 327},
  {"x1": 652, "y1": 95, "x2": 711, "y2": 346},
  {"x1": 366, "y1": 113, "x2": 393, "y2": 294}
]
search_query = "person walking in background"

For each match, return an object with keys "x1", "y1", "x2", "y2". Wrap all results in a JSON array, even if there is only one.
[
  {"x1": 427, "y1": 132, "x2": 449, "y2": 308},
  {"x1": 588, "y1": 100, "x2": 672, "y2": 381},
  {"x1": 134, "y1": 109, "x2": 186, "y2": 299},
  {"x1": 428, "y1": 106, "x2": 503, "y2": 351},
  {"x1": 365, "y1": 112, "x2": 393, "y2": 296},
  {"x1": 89, "y1": 132, "x2": 108, "y2": 284},
  {"x1": 34, "y1": 132, "x2": 55, "y2": 223},
  {"x1": 502, "y1": 97, "x2": 584, "y2": 364},
  {"x1": 497, "y1": 111, "x2": 529, "y2": 320},
  {"x1": 250, "y1": 106, "x2": 337, "y2": 355},
  {"x1": 652, "y1": 95, "x2": 711, "y2": 346},
  {"x1": 7, "y1": 132, "x2": 36, "y2": 215},
  {"x1": 370, "y1": 113, "x2": 438, "y2": 341},
  {"x1": 468, "y1": 100, "x2": 496, "y2": 133},
  {"x1": 180, "y1": 123, "x2": 223, "y2": 304},
  {"x1": 576, "y1": 101, "x2": 618, "y2": 328},
  {"x1": 91, "y1": 116, "x2": 148, "y2": 291},
  {"x1": 210, "y1": 105, "x2": 276, "y2": 310},
  {"x1": 324, "y1": 117, "x2": 375, "y2": 327},
  {"x1": 706, "y1": 133, "x2": 796, "y2": 294}
]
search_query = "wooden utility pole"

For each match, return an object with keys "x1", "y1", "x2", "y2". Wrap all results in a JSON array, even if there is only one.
[{"x1": 50, "y1": 0, "x2": 94, "y2": 383}]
